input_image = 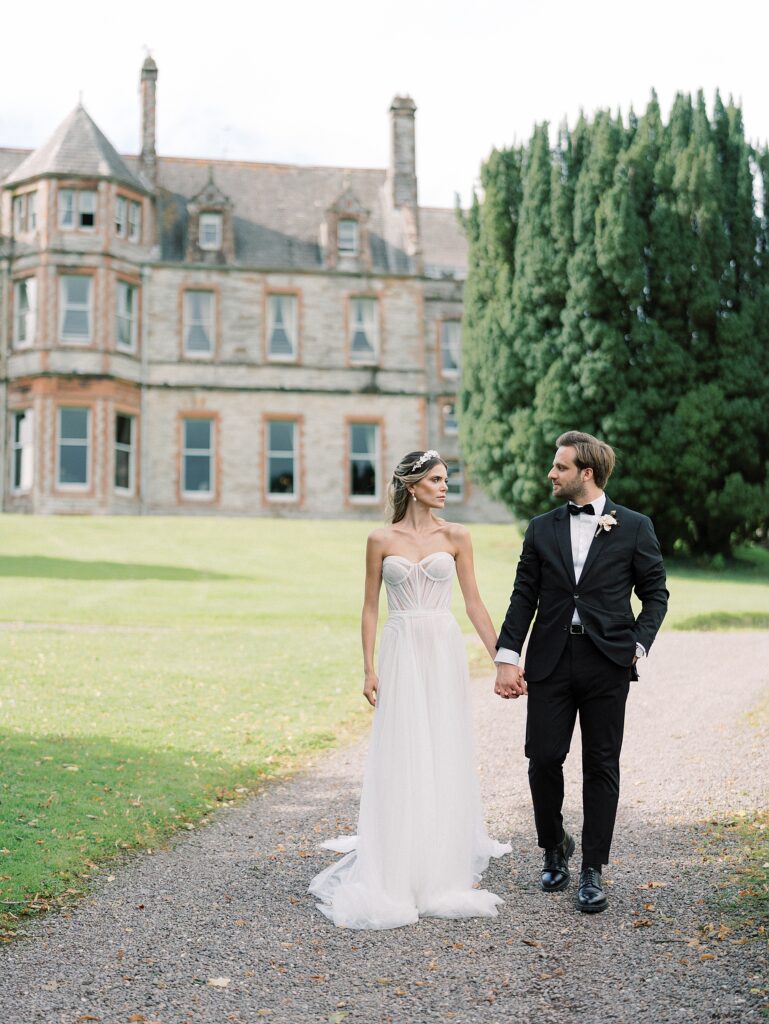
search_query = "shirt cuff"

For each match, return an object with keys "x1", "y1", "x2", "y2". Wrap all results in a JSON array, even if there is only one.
[
  {"x1": 494, "y1": 647, "x2": 520, "y2": 666},
  {"x1": 635, "y1": 642, "x2": 646, "y2": 659}
]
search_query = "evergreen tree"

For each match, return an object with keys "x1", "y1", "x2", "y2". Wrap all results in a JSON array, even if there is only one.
[{"x1": 461, "y1": 94, "x2": 769, "y2": 555}]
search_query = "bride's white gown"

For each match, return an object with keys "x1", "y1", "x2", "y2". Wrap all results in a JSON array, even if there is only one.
[{"x1": 309, "y1": 551, "x2": 511, "y2": 929}]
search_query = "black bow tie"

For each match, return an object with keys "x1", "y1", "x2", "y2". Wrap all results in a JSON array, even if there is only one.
[{"x1": 568, "y1": 503, "x2": 595, "y2": 516}]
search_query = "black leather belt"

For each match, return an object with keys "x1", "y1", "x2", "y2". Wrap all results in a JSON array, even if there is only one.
[{"x1": 569, "y1": 623, "x2": 586, "y2": 635}]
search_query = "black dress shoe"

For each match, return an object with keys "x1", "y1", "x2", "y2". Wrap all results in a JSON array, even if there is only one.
[
  {"x1": 577, "y1": 866, "x2": 608, "y2": 913},
  {"x1": 540, "y1": 830, "x2": 575, "y2": 892}
]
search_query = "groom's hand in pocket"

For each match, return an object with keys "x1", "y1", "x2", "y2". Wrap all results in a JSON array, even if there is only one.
[{"x1": 495, "y1": 663, "x2": 527, "y2": 700}]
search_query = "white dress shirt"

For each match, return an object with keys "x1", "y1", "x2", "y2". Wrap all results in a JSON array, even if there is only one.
[{"x1": 495, "y1": 492, "x2": 645, "y2": 666}]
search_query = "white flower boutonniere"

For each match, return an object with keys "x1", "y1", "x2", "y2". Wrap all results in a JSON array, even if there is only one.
[{"x1": 595, "y1": 511, "x2": 618, "y2": 537}]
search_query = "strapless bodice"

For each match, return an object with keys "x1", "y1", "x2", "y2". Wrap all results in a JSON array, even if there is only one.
[{"x1": 382, "y1": 551, "x2": 455, "y2": 613}]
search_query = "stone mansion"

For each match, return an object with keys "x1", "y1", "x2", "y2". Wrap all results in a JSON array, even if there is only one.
[{"x1": 0, "y1": 58, "x2": 506, "y2": 521}]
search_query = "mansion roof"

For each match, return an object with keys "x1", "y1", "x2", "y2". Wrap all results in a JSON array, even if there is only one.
[{"x1": 0, "y1": 105, "x2": 467, "y2": 279}]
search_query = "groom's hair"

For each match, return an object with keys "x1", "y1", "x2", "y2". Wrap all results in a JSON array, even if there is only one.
[{"x1": 556, "y1": 431, "x2": 616, "y2": 489}]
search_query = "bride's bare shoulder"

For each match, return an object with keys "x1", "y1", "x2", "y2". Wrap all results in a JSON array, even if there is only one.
[{"x1": 366, "y1": 526, "x2": 392, "y2": 550}]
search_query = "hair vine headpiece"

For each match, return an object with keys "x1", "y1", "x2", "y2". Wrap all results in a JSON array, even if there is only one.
[{"x1": 411, "y1": 450, "x2": 440, "y2": 472}]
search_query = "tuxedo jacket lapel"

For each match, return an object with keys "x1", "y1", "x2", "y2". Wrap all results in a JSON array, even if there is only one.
[
  {"x1": 579, "y1": 496, "x2": 618, "y2": 584},
  {"x1": 554, "y1": 506, "x2": 577, "y2": 586}
]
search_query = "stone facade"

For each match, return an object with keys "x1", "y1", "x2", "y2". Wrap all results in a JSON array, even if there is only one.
[{"x1": 0, "y1": 60, "x2": 509, "y2": 522}]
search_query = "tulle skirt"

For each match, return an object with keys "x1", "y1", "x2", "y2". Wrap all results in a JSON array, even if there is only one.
[{"x1": 309, "y1": 609, "x2": 511, "y2": 929}]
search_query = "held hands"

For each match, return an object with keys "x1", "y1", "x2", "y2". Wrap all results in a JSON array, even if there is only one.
[
  {"x1": 363, "y1": 671, "x2": 379, "y2": 707},
  {"x1": 494, "y1": 662, "x2": 527, "y2": 700}
]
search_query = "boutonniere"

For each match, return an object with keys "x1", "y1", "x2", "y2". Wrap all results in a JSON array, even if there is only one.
[{"x1": 595, "y1": 511, "x2": 618, "y2": 537}]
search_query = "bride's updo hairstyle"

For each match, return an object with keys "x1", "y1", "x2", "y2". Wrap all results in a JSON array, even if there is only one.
[{"x1": 386, "y1": 450, "x2": 448, "y2": 524}]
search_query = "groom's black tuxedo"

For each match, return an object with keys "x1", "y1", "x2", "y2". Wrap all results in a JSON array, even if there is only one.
[
  {"x1": 498, "y1": 495, "x2": 668, "y2": 869},
  {"x1": 497, "y1": 497, "x2": 668, "y2": 682}
]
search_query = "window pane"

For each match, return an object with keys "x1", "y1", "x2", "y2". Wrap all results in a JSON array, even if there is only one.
[
  {"x1": 268, "y1": 457, "x2": 295, "y2": 494},
  {"x1": 350, "y1": 298, "x2": 376, "y2": 358},
  {"x1": 115, "y1": 196, "x2": 126, "y2": 235},
  {"x1": 268, "y1": 294, "x2": 296, "y2": 357},
  {"x1": 184, "y1": 419, "x2": 211, "y2": 450},
  {"x1": 129, "y1": 202, "x2": 141, "y2": 240},
  {"x1": 184, "y1": 454, "x2": 211, "y2": 492},
  {"x1": 12, "y1": 410, "x2": 34, "y2": 492},
  {"x1": 268, "y1": 420, "x2": 294, "y2": 452},
  {"x1": 199, "y1": 213, "x2": 222, "y2": 248},
  {"x1": 59, "y1": 445, "x2": 88, "y2": 485},
  {"x1": 62, "y1": 309, "x2": 90, "y2": 338},
  {"x1": 59, "y1": 189, "x2": 74, "y2": 226},
  {"x1": 79, "y1": 190, "x2": 96, "y2": 228},
  {"x1": 441, "y1": 320, "x2": 461, "y2": 373},
  {"x1": 115, "y1": 448, "x2": 130, "y2": 490},
  {"x1": 338, "y1": 219, "x2": 358, "y2": 254},
  {"x1": 117, "y1": 282, "x2": 136, "y2": 349},
  {"x1": 351, "y1": 460, "x2": 376, "y2": 496},
  {"x1": 116, "y1": 413, "x2": 132, "y2": 446},
  {"x1": 446, "y1": 459, "x2": 464, "y2": 498},
  {"x1": 60, "y1": 408, "x2": 89, "y2": 440},
  {"x1": 185, "y1": 291, "x2": 213, "y2": 354},
  {"x1": 28, "y1": 192, "x2": 36, "y2": 229},
  {"x1": 442, "y1": 401, "x2": 458, "y2": 434},
  {"x1": 65, "y1": 277, "x2": 90, "y2": 305},
  {"x1": 351, "y1": 423, "x2": 375, "y2": 455}
]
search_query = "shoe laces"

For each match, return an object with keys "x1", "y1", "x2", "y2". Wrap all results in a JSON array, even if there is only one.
[{"x1": 581, "y1": 866, "x2": 601, "y2": 889}]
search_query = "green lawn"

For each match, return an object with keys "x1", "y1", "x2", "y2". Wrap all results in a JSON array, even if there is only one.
[{"x1": 1, "y1": 514, "x2": 769, "y2": 937}]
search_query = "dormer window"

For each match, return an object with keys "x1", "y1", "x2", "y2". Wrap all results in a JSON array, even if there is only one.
[
  {"x1": 199, "y1": 213, "x2": 223, "y2": 251},
  {"x1": 338, "y1": 219, "x2": 359, "y2": 256},
  {"x1": 59, "y1": 188, "x2": 97, "y2": 231}
]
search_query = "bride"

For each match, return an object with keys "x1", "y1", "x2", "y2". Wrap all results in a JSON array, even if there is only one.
[{"x1": 309, "y1": 450, "x2": 511, "y2": 929}]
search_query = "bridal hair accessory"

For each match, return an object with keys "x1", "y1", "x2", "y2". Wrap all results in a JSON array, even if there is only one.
[
  {"x1": 412, "y1": 450, "x2": 441, "y2": 472},
  {"x1": 595, "y1": 511, "x2": 618, "y2": 537}
]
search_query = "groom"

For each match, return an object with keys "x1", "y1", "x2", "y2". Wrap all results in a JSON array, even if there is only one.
[{"x1": 494, "y1": 431, "x2": 668, "y2": 912}]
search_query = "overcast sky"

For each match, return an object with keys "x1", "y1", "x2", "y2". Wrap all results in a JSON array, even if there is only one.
[{"x1": 3, "y1": 0, "x2": 767, "y2": 208}]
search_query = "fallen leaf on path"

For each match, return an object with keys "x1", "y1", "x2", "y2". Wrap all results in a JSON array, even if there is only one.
[
  {"x1": 633, "y1": 918, "x2": 652, "y2": 928},
  {"x1": 700, "y1": 953, "x2": 715, "y2": 961},
  {"x1": 522, "y1": 938, "x2": 542, "y2": 947},
  {"x1": 638, "y1": 881, "x2": 667, "y2": 889}
]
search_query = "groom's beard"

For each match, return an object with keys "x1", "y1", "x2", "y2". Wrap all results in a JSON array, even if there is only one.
[{"x1": 553, "y1": 481, "x2": 589, "y2": 504}]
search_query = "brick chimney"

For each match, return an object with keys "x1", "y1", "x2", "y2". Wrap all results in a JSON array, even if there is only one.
[
  {"x1": 388, "y1": 96, "x2": 417, "y2": 209},
  {"x1": 139, "y1": 55, "x2": 158, "y2": 187}
]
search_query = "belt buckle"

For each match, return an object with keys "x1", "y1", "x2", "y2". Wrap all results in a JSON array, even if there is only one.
[{"x1": 569, "y1": 624, "x2": 585, "y2": 635}]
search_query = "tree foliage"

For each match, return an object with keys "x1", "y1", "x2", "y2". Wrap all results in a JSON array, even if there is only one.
[{"x1": 461, "y1": 93, "x2": 769, "y2": 555}]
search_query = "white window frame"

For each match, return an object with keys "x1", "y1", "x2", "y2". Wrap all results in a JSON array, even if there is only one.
[
  {"x1": 349, "y1": 297, "x2": 379, "y2": 364},
  {"x1": 181, "y1": 418, "x2": 215, "y2": 499},
  {"x1": 446, "y1": 459, "x2": 465, "y2": 502},
  {"x1": 12, "y1": 195, "x2": 25, "y2": 235},
  {"x1": 440, "y1": 320, "x2": 461, "y2": 378},
  {"x1": 199, "y1": 212, "x2": 222, "y2": 250},
  {"x1": 338, "y1": 218, "x2": 359, "y2": 256},
  {"x1": 349, "y1": 422, "x2": 380, "y2": 501},
  {"x1": 13, "y1": 277, "x2": 37, "y2": 348},
  {"x1": 115, "y1": 196, "x2": 127, "y2": 238},
  {"x1": 183, "y1": 290, "x2": 215, "y2": 358},
  {"x1": 60, "y1": 275, "x2": 93, "y2": 344},
  {"x1": 78, "y1": 190, "x2": 96, "y2": 230},
  {"x1": 11, "y1": 409, "x2": 34, "y2": 494},
  {"x1": 116, "y1": 281, "x2": 138, "y2": 352},
  {"x1": 59, "y1": 188, "x2": 75, "y2": 228},
  {"x1": 266, "y1": 419, "x2": 298, "y2": 500},
  {"x1": 114, "y1": 413, "x2": 135, "y2": 495},
  {"x1": 57, "y1": 407, "x2": 91, "y2": 490},
  {"x1": 267, "y1": 293, "x2": 298, "y2": 361},
  {"x1": 128, "y1": 201, "x2": 141, "y2": 242},
  {"x1": 59, "y1": 188, "x2": 97, "y2": 231},
  {"x1": 28, "y1": 191, "x2": 36, "y2": 230}
]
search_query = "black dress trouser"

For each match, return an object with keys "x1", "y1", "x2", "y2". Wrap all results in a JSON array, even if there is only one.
[{"x1": 524, "y1": 633, "x2": 631, "y2": 869}]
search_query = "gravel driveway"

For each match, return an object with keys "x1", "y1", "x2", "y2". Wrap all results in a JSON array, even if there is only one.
[{"x1": 1, "y1": 631, "x2": 767, "y2": 1024}]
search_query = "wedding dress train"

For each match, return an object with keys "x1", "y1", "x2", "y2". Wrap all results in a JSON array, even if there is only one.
[{"x1": 309, "y1": 551, "x2": 511, "y2": 929}]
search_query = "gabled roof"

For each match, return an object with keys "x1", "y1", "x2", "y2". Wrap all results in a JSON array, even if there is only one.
[{"x1": 4, "y1": 105, "x2": 145, "y2": 192}]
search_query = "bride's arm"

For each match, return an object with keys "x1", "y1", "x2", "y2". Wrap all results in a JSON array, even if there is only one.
[
  {"x1": 453, "y1": 525, "x2": 499, "y2": 662},
  {"x1": 361, "y1": 531, "x2": 385, "y2": 706}
]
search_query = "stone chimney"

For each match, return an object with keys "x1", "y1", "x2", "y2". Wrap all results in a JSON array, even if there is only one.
[
  {"x1": 139, "y1": 55, "x2": 158, "y2": 187},
  {"x1": 388, "y1": 96, "x2": 418, "y2": 209}
]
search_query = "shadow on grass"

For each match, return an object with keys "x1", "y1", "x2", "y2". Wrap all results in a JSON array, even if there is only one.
[
  {"x1": 0, "y1": 725, "x2": 338, "y2": 937},
  {"x1": 0, "y1": 556, "x2": 246, "y2": 582}
]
